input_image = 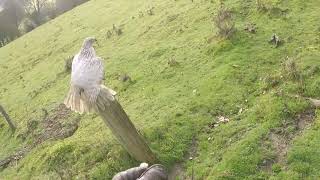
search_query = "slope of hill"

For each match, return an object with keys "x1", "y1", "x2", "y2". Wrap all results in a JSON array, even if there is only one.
[{"x1": 0, "y1": 0, "x2": 320, "y2": 179}]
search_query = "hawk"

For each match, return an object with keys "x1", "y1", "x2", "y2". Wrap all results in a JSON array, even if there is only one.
[{"x1": 64, "y1": 37, "x2": 116, "y2": 114}]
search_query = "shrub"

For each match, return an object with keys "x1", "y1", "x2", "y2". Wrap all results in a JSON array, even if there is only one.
[
  {"x1": 113, "y1": 24, "x2": 122, "y2": 36},
  {"x1": 146, "y1": 7, "x2": 155, "y2": 16},
  {"x1": 106, "y1": 30, "x2": 113, "y2": 39},
  {"x1": 256, "y1": 0, "x2": 269, "y2": 11},
  {"x1": 282, "y1": 57, "x2": 301, "y2": 81},
  {"x1": 168, "y1": 57, "x2": 179, "y2": 67},
  {"x1": 213, "y1": 4, "x2": 236, "y2": 39},
  {"x1": 119, "y1": 74, "x2": 132, "y2": 82},
  {"x1": 269, "y1": 34, "x2": 282, "y2": 48},
  {"x1": 64, "y1": 56, "x2": 73, "y2": 73}
]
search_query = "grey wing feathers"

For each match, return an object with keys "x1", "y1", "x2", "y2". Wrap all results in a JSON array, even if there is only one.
[
  {"x1": 71, "y1": 54, "x2": 80, "y2": 72},
  {"x1": 95, "y1": 57, "x2": 105, "y2": 84}
]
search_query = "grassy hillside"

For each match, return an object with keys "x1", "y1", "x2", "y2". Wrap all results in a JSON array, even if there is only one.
[{"x1": 0, "y1": 0, "x2": 320, "y2": 179}]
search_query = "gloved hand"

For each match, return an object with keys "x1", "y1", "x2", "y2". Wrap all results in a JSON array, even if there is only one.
[{"x1": 112, "y1": 163, "x2": 168, "y2": 180}]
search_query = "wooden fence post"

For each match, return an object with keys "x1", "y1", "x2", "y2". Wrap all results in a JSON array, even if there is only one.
[
  {"x1": 95, "y1": 86, "x2": 158, "y2": 164},
  {"x1": 0, "y1": 105, "x2": 16, "y2": 132}
]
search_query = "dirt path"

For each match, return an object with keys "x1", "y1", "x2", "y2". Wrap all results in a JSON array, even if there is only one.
[{"x1": 168, "y1": 136, "x2": 198, "y2": 180}]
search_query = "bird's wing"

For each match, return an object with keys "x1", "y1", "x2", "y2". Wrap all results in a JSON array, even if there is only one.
[
  {"x1": 93, "y1": 57, "x2": 104, "y2": 85},
  {"x1": 81, "y1": 57, "x2": 104, "y2": 102},
  {"x1": 80, "y1": 56, "x2": 104, "y2": 85},
  {"x1": 71, "y1": 54, "x2": 80, "y2": 78},
  {"x1": 71, "y1": 55, "x2": 104, "y2": 85}
]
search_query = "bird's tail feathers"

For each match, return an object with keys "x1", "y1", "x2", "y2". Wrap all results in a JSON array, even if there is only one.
[{"x1": 64, "y1": 87, "x2": 94, "y2": 114}]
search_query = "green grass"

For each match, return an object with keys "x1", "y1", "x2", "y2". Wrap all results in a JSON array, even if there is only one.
[{"x1": 0, "y1": 0, "x2": 320, "y2": 179}]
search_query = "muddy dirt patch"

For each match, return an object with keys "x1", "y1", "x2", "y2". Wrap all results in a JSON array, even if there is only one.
[
  {"x1": 0, "y1": 104, "x2": 80, "y2": 170},
  {"x1": 261, "y1": 108, "x2": 316, "y2": 171}
]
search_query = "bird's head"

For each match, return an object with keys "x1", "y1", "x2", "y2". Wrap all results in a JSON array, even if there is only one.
[{"x1": 82, "y1": 37, "x2": 98, "y2": 48}]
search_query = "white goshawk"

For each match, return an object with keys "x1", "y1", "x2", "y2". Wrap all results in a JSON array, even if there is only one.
[{"x1": 64, "y1": 37, "x2": 116, "y2": 113}]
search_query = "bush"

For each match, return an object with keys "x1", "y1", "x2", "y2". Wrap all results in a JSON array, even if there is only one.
[
  {"x1": 282, "y1": 57, "x2": 301, "y2": 81},
  {"x1": 213, "y1": 4, "x2": 236, "y2": 39},
  {"x1": 256, "y1": 0, "x2": 269, "y2": 11},
  {"x1": 64, "y1": 56, "x2": 73, "y2": 73},
  {"x1": 113, "y1": 24, "x2": 122, "y2": 36},
  {"x1": 146, "y1": 7, "x2": 155, "y2": 16}
]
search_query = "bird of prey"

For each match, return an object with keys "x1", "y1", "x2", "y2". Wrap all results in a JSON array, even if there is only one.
[{"x1": 64, "y1": 37, "x2": 116, "y2": 114}]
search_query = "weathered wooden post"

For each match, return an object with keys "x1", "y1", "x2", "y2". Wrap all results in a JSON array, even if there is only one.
[
  {"x1": 94, "y1": 86, "x2": 158, "y2": 163},
  {"x1": 0, "y1": 104, "x2": 16, "y2": 132}
]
